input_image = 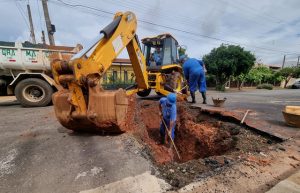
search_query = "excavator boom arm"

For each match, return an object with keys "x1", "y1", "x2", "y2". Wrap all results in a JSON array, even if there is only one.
[
  {"x1": 68, "y1": 12, "x2": 148, "y2": 89},
  {"x1": 51, "y1": 12, "x2": 149, "y2": 132}
]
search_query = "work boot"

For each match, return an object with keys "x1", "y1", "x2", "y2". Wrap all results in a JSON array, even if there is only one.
[
  {"x1": 201, "y1": 92, "x2": 207, "y2": 104},
  {"x1": 191, "y1": 92, "x2": 196, "y2": 103}
]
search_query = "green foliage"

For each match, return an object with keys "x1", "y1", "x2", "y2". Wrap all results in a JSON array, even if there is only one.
[
  {"x1": 277, "y1": 67, "x2": 300, "y2": 88},
  {"x1": 293, "y1": 67, "x2": 300, "y2": 77},
  {"x1": 246, "y1": 66, "x2": 273, "y2": 84},
  {"x1": 278, "y1": 67, "x2": 295, "y2": 77},
  {"x1": 102, "y1": 74, "x2": 135, "y2": 90},
  {"x1": 272, "y1": 72, "x2": 284, "y2": 83},
  {"x1": 205, "y1": 74, "x2": 217, "y2": 87},
  {"x1": 203, "y1": 44, "x2": 256, "y2": 90},
  {"x1": 178, "y1": 47, "x2": 186, "y2": 57},
  {"x1": 216, "y1": 85, "x2": 225, "y2": 91},
  {"x1": 256, "y1": 83, "x2": 273, "y2": 90}
]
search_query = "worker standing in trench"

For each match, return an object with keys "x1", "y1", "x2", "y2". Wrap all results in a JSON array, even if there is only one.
[
  {"x1": 159, "y1": 93, "x2": 177, "y2": 145},
  {"x1": 180, "y1": 55, "x2": 206, "y2": 104}
]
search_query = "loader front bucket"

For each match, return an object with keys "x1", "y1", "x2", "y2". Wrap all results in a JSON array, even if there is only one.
[{"x1": 52, "y1": 88, "x2": 129, "y2": 133}]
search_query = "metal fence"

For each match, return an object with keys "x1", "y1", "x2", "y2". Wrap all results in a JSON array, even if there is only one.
[{"x1": 101, "y1": 71, "x2": 136, "y2": 90}]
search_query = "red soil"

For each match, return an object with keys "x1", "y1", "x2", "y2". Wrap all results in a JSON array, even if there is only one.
[{"x1": 123, "y1": 97, "x2": 236, "y2": 164}]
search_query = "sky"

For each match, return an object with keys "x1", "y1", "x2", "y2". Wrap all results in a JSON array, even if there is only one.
[{"x1": 0, "y1": 0, "x2": 300, "y2": 66}]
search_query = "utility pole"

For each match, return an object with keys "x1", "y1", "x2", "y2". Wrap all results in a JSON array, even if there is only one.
[
  {"x1": 297, "y1": 56, "x2": 300, "y2": 67},
  {"x1": 41, "y1": 30, "x2": 46, "y2": 45},
  {"x1": 27, "y1": 4, "x2": 36, "y2": 44},
  {"x1": 282, "y1": 55, "x2": 286, "y2": 69},
  {"x1": 42, "y1": 0, "x2": 55, "y2": 45}
]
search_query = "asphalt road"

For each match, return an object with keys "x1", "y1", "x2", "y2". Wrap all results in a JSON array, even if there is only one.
[
  {"x1": 0, "y1": 97, "x2": 151, "y2": 193},
  {"x1": 0, "y1": 89, "x2": 299, "y2": 192},
  {"x1": 196, "y1": 88, "x2": 300, "y2": 126}
]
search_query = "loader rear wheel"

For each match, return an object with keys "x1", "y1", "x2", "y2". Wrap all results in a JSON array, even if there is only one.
[
  {"x1": 137, "y1": 88, "x2": 151, "y2": 97},
  {"x1": 15, "y1": 78, "x2": 53, "y2": 107},
  {"x1": 165, "y1": 71, "x2": 182, "y2": 92}
]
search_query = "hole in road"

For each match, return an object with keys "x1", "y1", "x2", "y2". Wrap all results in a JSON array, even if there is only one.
[{"x1": 128, "y1": 99, "x2": 279, "y2": 188}]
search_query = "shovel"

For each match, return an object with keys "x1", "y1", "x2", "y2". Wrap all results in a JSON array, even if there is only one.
[{"x1": 161, "y1": 118, "x2": 181, "y2": 160}]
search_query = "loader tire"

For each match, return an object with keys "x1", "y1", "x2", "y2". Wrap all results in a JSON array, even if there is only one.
[
  {"x1": 15, "y1": 78, "x2": 53, "y2": 107},
  {"x1": 137, "y1": 88, "x2": 151, "y2": 97},
  {"x1": 165, "y1": 71, "x2": 182, "y2": 92}
]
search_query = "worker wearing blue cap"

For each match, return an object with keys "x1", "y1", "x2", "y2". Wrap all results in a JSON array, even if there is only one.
[
  {"x1": 180, "y1": 55, "x2": 205, "y2": 103},
  {"x1": 159, "y1": 93, "x2": 177, "y2": 144}
]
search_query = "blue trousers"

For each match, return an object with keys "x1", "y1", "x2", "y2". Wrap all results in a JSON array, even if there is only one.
[
  {"x1": 189, "y1": 70, "x2": 206, "y2": 93},
  {"x1": 160, "y1": 118, "x2": 175, "y2": 140}
]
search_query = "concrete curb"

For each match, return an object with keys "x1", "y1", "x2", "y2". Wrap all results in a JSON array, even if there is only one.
[{"x1": 266, "y1": 170, "x2": 300, "y2": 193}]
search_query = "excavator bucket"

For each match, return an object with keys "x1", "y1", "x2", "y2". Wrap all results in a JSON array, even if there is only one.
[{"x1": 52, "y1": 87, "x2": 129, "y2": 133}]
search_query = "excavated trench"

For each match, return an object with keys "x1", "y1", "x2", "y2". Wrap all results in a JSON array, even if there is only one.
[
  {"x1": 140, "y1": 102, "x2": 236, "y2": 163},
  {"x1": 120, "y1": 96, "x2": 279, "y2": 188},
  {"x1": 124, "y1": 97, "x2": 276, "y2": 165}
]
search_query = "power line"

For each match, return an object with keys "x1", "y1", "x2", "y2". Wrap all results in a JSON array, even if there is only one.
[
  {"x1": 83, "y1": 0, "x2": 289, "y2": 42},
  {"x1": 217, "y1": 0, "x2": 282, "y2": 24},
  {"x1": 36, "y1": 0, "x2": 44, "y2": 31},
  {"x1": 50, "y1": 0, "x2": 300, "y2": 55},
  {"x1": 229, "y1": 0, "x2": 283, "y2": 23},
  {"x1": 15, "y1": 0, "x2": 30, "y2": 30},
  {"x1": 95, "y1": 0, "x2": 249, "y2": 39}
]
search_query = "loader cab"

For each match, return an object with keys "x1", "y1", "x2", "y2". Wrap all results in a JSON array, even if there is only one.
[{"x1": 141, "y1": 34, "x2": 179, "y2": 69}]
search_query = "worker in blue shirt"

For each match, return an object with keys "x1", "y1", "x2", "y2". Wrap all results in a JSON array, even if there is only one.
[
  {"x1": 197, "y1": 59, "x2": 207, "y2": 104},
  {"x1": 180, "y1": 55, "x2": 205, "y2": 103},
  {"x1": 153, "y1": 48, "x2": 162, "y2": 66},
  {"x1": 159, "y1": 93, "x2": 177, "y2": 144}
]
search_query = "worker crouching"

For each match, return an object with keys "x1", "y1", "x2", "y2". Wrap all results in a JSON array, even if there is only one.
[
  {"x1": 159, "y1": 93, "x2": 177, "y2": 144},
  {"x1": 180, "y1": 55, "x2": 207, "y2": 104}
]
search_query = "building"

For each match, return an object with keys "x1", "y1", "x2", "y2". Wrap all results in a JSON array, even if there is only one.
[
  {"x1": 102, "y1": 58, "x2": 134, "y2": 84},
  {"x1": 267, "y1": 64, "x2": 281, "y2": 71},
  {"x1": 254, "y1": 62, "x2": 281, "y2": 71}
]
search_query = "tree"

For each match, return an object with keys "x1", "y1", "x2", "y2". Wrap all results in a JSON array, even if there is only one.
[
  {"x1": 277, "y1": 67, "x2": 300, "y2": 88},
  {"x1": 295, "y1": 67, "x2": 300, "y2": 77},
  {"x1": 246, "y1": 66, "x2": 273, "y2": 85},
  {"x1": 203, "y1": 44, "x2": 256, "y2": 90}
]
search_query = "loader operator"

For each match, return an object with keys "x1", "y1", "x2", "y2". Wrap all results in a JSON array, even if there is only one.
[
  {"x1": 180, "y1": 55, "x2": 206, "y2": 104},
  {"x1": 159, "y1": 93, "x2": 177, "y2": 144},
  {"x1": 153, "y1": 48, "x2": 162, "y2": 66}
]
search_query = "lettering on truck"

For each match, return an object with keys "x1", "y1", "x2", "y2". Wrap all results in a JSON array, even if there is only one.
[
  {"x1": 1, "y1": 48, "x2": 16, "y2": 62},
  {"x1": 24, "y1": 50, "x2": 38, "y2": 63}
]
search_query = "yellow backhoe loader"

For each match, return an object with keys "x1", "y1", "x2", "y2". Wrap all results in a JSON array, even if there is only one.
[
  {"x1": 51, "y1": 11, "x2": 187, "y2": 133},
  {"x1": 132, "y1": 34, "x2": 186, "y2": 97}
]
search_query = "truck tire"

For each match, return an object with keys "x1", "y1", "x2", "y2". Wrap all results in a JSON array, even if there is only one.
[
  {"x1": 15, "y1": 78, "x2": 53, "y2": 107},
  {"x1": 0, "y1": 79, "x2": 7, "y2": 96},
  {"x1": 137, "y1": 88, "x2": 151, "y2": 97}
]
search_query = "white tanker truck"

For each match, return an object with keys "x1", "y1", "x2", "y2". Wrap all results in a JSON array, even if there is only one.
[{"x1": 0, "y1": 41, "x2": 80, "y2": 107}]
